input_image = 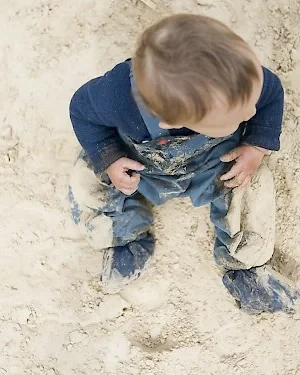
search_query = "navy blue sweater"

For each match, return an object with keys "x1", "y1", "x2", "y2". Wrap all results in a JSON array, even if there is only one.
[{"x1": 70, "y1": 61, "x2": 284, "y2": 173}]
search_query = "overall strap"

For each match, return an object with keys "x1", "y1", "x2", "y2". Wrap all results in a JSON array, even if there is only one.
[{"x1": 127, "y1": 60, "x2": 170, "y2": 140}]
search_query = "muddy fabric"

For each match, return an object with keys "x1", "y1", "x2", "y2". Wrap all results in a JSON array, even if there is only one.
[
  {"x1": 69, "y1": 151, "x2": 154, "y2": 250},
  {"x1": 67, "y1": 64, "x2": 292, "y2": 307},
  {"x1": 223, "y1": 266, "x2": 300, "y2": 313},
  {"x1": 100, "y1": 235, "x2": 155, "y2": 294},
  {"x1": 69, "y1": 130, "x2": 275, "y2": 271},
  {"x1": 212, "y1": 163, "x2": 276, "y2": 269},
  {"x1": 68, "y1": 63, "x2": 278, "y2": 298},
  {"x1": 68, "y1": 149, "x2": 300, "y2": 313}
]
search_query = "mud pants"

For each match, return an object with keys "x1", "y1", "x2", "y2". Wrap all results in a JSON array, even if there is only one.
[
  {"x1": 69, "y1": 152, "x2": 275, "y2": 267},
  {"x1": 69, "y1": 131, "x2": 299, "y2": 313}
]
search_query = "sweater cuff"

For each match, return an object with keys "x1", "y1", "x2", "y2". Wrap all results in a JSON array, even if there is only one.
[
  {"x1": 242, "y1": 125, "x2": 281, "y2": 151},
  {"x1": 88, "y1": 143, "x2": 127, "y2": 174}
]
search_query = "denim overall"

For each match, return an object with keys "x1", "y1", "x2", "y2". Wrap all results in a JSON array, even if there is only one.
[{"x1": 68, "y1": 66, "x2": 300, "y2": 313}]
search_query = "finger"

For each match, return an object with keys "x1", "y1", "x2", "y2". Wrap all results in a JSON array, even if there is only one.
[
  {"x1": 119, "y1": 178, "x2": 139, "y2": 189},
  {"x1": 220, "y1": 148, "x2": 241, "y2": 163},
  {"x1": 128, "y1": 172, "x2": 141, "y2": 181},
  {"x1": 220, "y1": 163, "x2": 243, "y2": 181},
  {"x1": 120, "y1": 187, "x2": 137, "y2": 195},
  {"x1": 119, "y1": 182, "x2": 137, "y2": 191},
  {"x1": 240, "y1": 175, "x2": 252, "y2": 188},
  {"x1": 121, "y1": 172, "x2": 140, "y2": 185},
  {"x1": 130, "y1": 173, "x2": 141, "y2": 185},
  {"x1": 224, "y1": 173, "x2": 247, "y2": 188},
  {"x1": 122, "y1": 158, "x2": 145, "y2": 171}
]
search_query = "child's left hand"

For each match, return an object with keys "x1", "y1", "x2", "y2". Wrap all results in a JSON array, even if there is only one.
[{"x1": 220, "y1": 145, "x2": 268, "y2": 188}]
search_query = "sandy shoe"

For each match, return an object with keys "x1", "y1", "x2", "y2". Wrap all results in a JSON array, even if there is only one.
[
  {"x1": 223, "y1": 265, "x2": 300, "y2": 314},
  {"x1": 100, "y1": 234, "x2": 154, "y2": 294}
]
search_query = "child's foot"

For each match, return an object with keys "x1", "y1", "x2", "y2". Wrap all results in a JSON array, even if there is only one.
[
  {"x1": 100, "y1": 234, "x2": 155, "y2": 294},
  {"x1": 222, "y1": 266, "x2": 300, "y2": 314}
]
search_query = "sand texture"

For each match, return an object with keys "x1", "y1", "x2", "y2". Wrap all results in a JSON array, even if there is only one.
[{"x1": 1, "y1": 0, "x2": 300, "y2": 374}]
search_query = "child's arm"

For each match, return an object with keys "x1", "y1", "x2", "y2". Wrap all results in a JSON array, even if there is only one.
[
  {"x1": 220, "y1": 68, "x2": 284, "y2": 188},
  {"x1": 69, "y1": 66, "x2": 145, "y2": 195},
  {"x1": 242, "y1": 67, "x2": 284, "y2": 151},
  {"x1": 69, "y1": 81, "x2": 127, "y2": 174}
]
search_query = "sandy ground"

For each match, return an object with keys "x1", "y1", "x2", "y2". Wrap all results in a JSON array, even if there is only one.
[{"x1": 1, "y1": 0, "x2": 300, "y2": 374}]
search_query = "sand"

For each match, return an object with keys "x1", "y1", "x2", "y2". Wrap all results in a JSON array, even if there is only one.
[{"x1": 1, "y1": 0, "x2": 300, "y2": 374}]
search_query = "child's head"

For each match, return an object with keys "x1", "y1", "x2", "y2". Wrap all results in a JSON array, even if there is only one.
[{"x1": 133, "y1": 14, "x2": 263, "y2": 137}]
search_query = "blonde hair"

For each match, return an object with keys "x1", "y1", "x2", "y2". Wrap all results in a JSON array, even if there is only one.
[{"x1": 133, "y1": 14, "x2": 260, "y2": 125}]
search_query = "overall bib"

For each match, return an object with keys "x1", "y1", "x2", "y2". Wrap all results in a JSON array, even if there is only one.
[{"x1": 68, "y1": 66, "x2": 299, "y2": 313}]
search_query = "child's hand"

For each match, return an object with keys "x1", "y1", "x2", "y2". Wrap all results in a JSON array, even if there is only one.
[
  {"x1": 106, "y1": 157, "x2": 145, "y2": 195},
  {"x1": 220, "y1": 145, "x2": 268, "y2": 188}
]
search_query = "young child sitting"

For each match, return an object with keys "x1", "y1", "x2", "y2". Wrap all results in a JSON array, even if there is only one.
[{"x1": 69, "y1": 14, "x2": 299, "y2": 313}]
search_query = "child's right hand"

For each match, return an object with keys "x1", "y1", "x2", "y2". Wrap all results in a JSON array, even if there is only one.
[{"x1": 106, "y1": 157, "x2": 145, "y2": 195}]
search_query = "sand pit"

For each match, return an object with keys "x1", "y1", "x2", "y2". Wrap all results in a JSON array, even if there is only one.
[{"x1": 1, "y1": 0, "x2": 300, "y2": 374}]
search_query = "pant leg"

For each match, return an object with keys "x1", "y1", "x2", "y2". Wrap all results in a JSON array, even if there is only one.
[
  {"x1": 210, "y1": 163, "x2": 276, "y2": 270},
  {"x1": 68, "y1": 152, "x2": 153, "y2": 250}
]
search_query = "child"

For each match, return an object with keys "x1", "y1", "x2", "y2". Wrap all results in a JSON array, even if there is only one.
[{"x1": 69, "y1": 14, "x2": 299, "y2": 313}]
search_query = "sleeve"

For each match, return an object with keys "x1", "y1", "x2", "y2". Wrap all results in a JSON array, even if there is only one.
[
  {"x1": 69, "y1": 80, "x2": 127, "y2": 174},
  {"x1": 242, "y1": 67, "x2": 284, "y2": 151}
]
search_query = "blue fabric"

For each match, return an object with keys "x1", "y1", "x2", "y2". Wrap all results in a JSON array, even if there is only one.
[
  {"x1": 69, "y1": 61, "x2": 297, "y2": 310},
  {"x1": 100, "y1": 233, "x2": 155, "y2": 294},
  {"x1": 106, "y1": 235, "x2": 154, "y2": 276},
  {"x1": 69, "y1": 60, "x2": 284, "y2": 174},
  {"x1": 71, "y1": 127, "x2": 243, "y2": 259},
  {"x1": 223, "y1": 268, "x2": 300, "y2": 313},
  {"x1": 118, "y1": 91, "x2": 245, "y2": 268},
  {"x1": 71, "y1": 140, "x2": 300, "y2": 311}
]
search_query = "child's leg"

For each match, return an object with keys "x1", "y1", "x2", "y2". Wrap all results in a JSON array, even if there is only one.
[
  {"x1": 211, "y1": 163, "x2": 275, "y2": 270},
  {"x1": 68, "y1": 152, "x2": 154, "y2": 293},
  {"x1": 210, "y1": 163, "x2": 300, "y2": 313}
]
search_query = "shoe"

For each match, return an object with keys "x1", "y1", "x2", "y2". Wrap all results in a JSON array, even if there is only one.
[
  {"x1": 223, "y1": 266, "x2": 300, "y2": 314},
  {"x1": 100, "y1": 234, "x2": 155, "y2": 294}
]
